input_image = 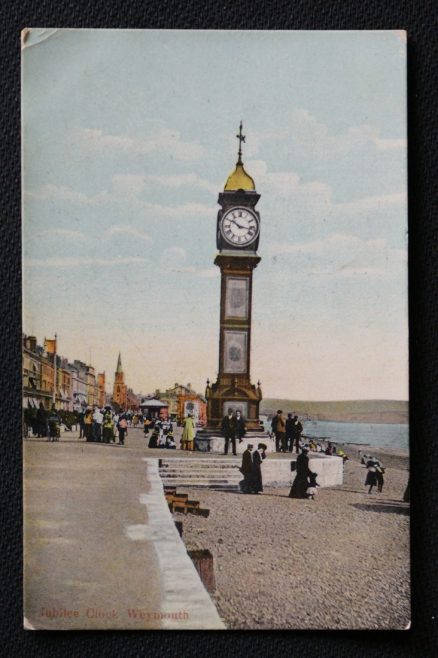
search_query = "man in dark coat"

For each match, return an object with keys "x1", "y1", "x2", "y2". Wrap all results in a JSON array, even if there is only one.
[
  {"x1": 235, "y1": 410, "x2": 247, "y2": 443},
  {"x1": 289, "y1": 447, "x2": 312, "y2": 498},
  {"x1": 239, "y1": 443, "x2": 253, "y2": 493},
  {"x1": 36, "y1": 402, "x2": 48, "y2": 438},
  {"x1": 285, "y1": 413, "x2": 294, "y2": 452},
  {"x1": 252, "y1": 443, "x2": 267, "y2": 493},
  {"x1": 221, "y1": 408, "x2": 238, "y2": 456},
  {"x1": 292, "y1": 415, "x2": 303, "y2": 453}
]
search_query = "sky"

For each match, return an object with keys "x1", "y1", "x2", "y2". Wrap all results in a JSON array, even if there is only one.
[{"x1": 22, "y1": 29, "x2": 408, "y2": 400}]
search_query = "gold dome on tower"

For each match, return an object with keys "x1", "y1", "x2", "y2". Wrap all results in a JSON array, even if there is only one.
[
  {"x1": 224, "y1": 162, "x2": 255, "y2": 191},
  {"x1": 224, "y1": 121, "x2": 256, "y2": 191}
]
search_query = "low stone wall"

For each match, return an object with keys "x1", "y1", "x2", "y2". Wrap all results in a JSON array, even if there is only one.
[
  {"x1": 137, "y1": 459, "x2": 225, "y2": 629},
  {"x1": 260, "y1": 454, "x2": 343, "y2": 488}
]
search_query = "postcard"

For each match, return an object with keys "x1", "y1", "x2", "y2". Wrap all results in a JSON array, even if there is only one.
[{"x1": 22, "y1": 29, "x2": 409, "y2": 630}]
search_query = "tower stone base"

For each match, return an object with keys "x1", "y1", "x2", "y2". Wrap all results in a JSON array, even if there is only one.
[{"x1": 195, "y1": 429, "x2": 272, "y2": 454}]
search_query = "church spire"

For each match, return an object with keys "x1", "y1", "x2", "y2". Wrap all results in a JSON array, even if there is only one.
[{"x1": 116, "y1": 352, "x2": 123, "y2": 374}]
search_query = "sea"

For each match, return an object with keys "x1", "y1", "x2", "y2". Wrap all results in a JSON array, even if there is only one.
[{"x1": 301, "y1": 420, "x2": 409, "y2": 453}]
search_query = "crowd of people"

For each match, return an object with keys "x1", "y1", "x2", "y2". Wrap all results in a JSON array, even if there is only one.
[
  {"x1": 78, "y1": 407, "x2": 130, "y2": 445},
  {"x1": 27, "y1": 403, "x2": 388, "y2": 498}
]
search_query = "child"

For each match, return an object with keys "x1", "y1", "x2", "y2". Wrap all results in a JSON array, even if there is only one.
[
  {"x1": 306, "y1": 471, "x2": 320, "y2": 500},
  {"x1": 148, "y1": 430, "x2": 159, "y2": 449}
]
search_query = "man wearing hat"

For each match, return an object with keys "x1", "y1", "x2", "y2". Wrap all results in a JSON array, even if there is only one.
[
  {"x1": 252, "y1": 443, "x2": 267, "y2": 493},
  {"x1": 221, "y1": 408, "x2": 238, "y2": 456},
  {"x1": 271, "y1": 410, "x2": 286, "y2": 452},
  {"x1": 239, "y1": 443, "x2": 254, "y2": 493}
]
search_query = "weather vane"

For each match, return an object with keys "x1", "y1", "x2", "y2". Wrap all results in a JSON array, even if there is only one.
[{"x1": 236, "y1": 120, "x2": 246, "y2": 163}]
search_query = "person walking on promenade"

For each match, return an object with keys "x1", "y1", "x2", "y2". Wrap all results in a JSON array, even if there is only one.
[
  {"x1": 285, "y1": 413, "x2": 294, "y2": 452},
  {"x1": 221, "y1": 408, "x2": 238, "y2": 456},
  {"x1": 181, "y1": 413, "x2": 196, "y2": 451},
  {"x1": 84, "y1": 408, "x2": 93, "y2": 442},
  {"x1": 239, "y1": 443, "x2": 254, "y2": 493},
  {"x1": 102, "y1": 409, "x2": 114, "y2": 444},
  {"x1": 289, "y1": 447, "x2": 312, "y2": 498},
  {"x1": 78, "y1": 410, "x2": 85, "y2": 438},
  {"x1": 48, "y1": 407, "x2": 60, "y2": 442},
  {"x1": 143, "y1": 415, "x2": 151, "y2": 435},
  {"x1": 36, "y1": 402, "x2": 48, "y2": 438},
  {"x1": 235, "y1": 410, "x2": 247, "y2": 443},
  {"x1": 292, "y1": 415, "x2": 303, "y2": 454},
  {"x1": 375, "y1": 462, "x2": 385, "y2": 493},
  {"x1": 364, "y1": 456, "x2": 380, "y2": 494},
  {"x1": 252, "y1": 443, "x2": 267, "y2": 493},
  {"x1": 148, "y1": 428, "x2": 159, "y2": 448},
  {"x1": 92, "y1": 407, "x2": 103, "y2": 442},
  {"x1": 271, "y1": 410, "x2": 286, "y2": 452},
  {"x1": 118, "y1": 415, "x2": 128, "y2": 445}
]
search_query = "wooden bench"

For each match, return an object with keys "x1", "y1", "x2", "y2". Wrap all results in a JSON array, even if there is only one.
[{"x1": 165, "y1": 489, "x2": 209, "y2": 517}]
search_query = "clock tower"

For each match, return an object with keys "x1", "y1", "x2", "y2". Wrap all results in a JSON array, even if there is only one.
[{"x1": 205, "y1": 123, "x2": 263, "y2": 431}]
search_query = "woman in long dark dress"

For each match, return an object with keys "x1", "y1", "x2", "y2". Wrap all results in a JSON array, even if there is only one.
[
  {"x1": 252, "y1": 443, "x2": 267, "y2": 493},
  {"x1": 289, "y1": 448, "x2": 312, "y2": 498},
  {"x1": 365, "y1": 457, "x2": 380, "y2": 493}
]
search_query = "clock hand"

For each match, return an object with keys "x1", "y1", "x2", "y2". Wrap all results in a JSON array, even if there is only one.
[{"x1": 229, "y1": 218, "x2": 248, "y2": 230}]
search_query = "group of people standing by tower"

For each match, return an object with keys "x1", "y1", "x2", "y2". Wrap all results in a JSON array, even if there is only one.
[
  {"x1": 270, "y1": 410, "x2": 303, "y2": 453},
  {"x1": 221, "y1": 408, "x2": 247, "y2": 455}
]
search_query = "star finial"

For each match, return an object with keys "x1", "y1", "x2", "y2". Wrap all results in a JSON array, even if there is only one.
[{"x1": 236, "y1": 121, "x2": 246, "y2": 164}]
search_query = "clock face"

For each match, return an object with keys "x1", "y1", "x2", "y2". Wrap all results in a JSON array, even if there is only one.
[{"x1": 220, "y1": 207, "x2": 259, "y2": 247}]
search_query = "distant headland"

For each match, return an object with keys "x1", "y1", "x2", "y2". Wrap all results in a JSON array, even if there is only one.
[{"x1": 260, "y1": 399, "x2": 409, "y2": 425}]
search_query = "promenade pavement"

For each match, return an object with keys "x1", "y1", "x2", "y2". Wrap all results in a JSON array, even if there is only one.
[{"x1": 24, "y1": 428, "x2": 165, "y2": 629}]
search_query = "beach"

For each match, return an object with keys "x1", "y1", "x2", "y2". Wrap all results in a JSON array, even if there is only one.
[{"x1": 174, "y1": 446, "x2": 410, "y2": 630}]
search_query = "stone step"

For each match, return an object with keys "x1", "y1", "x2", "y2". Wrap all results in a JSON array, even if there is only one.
[
  {"x1": 162, "y1": 482, "x2": 240, "y2": 491},
  {"x1": 159, "y1": 459, "x2": 241, "y2": 465},
  {"x1": 159, "y1": 469, "x2": 241, "y2": 476},
  {"x1": 160, "y1": 471, "x2": 243, "y2": 480},
  {"x1": 161, "y1": 478, "x2": 238, "y2": 488}
]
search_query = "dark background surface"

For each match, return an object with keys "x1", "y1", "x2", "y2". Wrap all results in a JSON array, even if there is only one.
[{"x1": 1, "y1": 1, "x2": 437, "y2": 655}]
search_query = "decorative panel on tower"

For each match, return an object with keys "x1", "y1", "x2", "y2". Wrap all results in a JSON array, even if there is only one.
[
  {"x1": 223, "y1": 330, "x2": 247, "y2": 373},
  {"x1": 225, "y1": 277, "x2": 249, "y2": 320}
]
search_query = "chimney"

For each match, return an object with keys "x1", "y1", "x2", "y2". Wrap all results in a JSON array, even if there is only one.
[
  {"x1": 187, "y1": 383, "x2": 191, "y2": 390},
  {"x1": 27, "y1": 336, "x2": 37, "y2": 352}
]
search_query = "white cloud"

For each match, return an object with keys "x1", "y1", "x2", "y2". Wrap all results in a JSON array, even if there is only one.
[
  {"x1": 165, "y1": 265, "x2": 219, "y2": 278},
  {"x1": 144, "y1": 173, "x2": 217, "y2": 194},
  {"x1": 162, "y1": 246, "x2": 187, "y2": 265},
  {"x1": 196, "y1": 267, "x2": 219, "y2": 278},
  {"x1": 25, "y1": 184, "x2": 91, "y2": 204},
  {"x1": 25, "y1": 181, "x2": 214, "y2": 220},
  {"x1": 80, "y1": 125, "x2": 206, "y2": 161},
  {"x1": 269, "y1": 233, "x2": 406, "y2": 279},
  {"x1": 42, "y1": 228, "x2": 86, "y2": 241},
  {"x1": 112, "y1": 174, "x2": 146, "y2": 197},
  {"x1": 112, "y1": 172, "x2": 217, "y2": 196},
  {"x1": 257, "y1": 109, "x2": 407, "y2": 159},
  {"x1": 107, "y1": 224, "x2": 152, "y2": 242},
  {"x1": 24, "y1": 256, "x2": 149, "y2": 268},
  {"x1": 336, "y1": 192, "x2": 407, "y2": 212}
]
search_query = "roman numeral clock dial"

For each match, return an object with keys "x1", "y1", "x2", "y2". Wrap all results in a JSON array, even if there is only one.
[{"x1": 220, "y1": 207, "x2": 259, "y2": 247}]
